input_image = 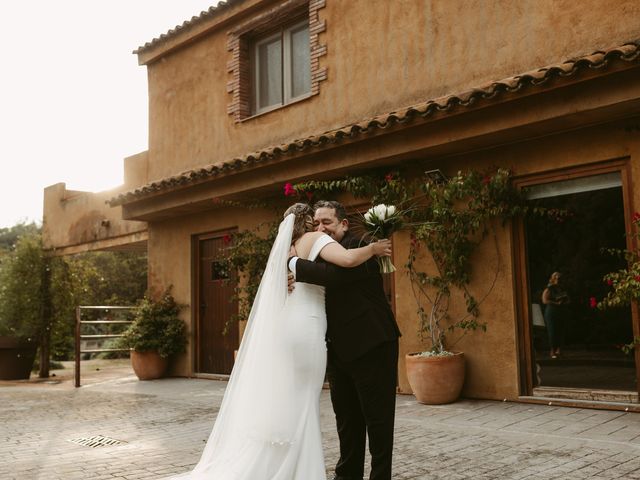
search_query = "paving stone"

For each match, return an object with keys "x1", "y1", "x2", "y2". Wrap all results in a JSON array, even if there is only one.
[{"x1": 2, "y1": 376, "x2": 640, "y2": 479}]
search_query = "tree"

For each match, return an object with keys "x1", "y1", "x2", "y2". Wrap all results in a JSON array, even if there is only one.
[
  {"x1": 0, "y1": 222, "x2": 40, "y2": 254},
  {"x1": 0, "y1": 222, "x2": 148, "y2": 377}
]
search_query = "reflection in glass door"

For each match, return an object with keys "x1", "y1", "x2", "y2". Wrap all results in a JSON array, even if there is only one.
[{"x1": 524, "y1": 172, "x2": 637, "y2": 392}]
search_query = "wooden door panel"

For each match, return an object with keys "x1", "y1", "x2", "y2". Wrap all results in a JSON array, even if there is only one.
[{"x1": 197, "y1": 234, "x2": 238, "y2": 374}]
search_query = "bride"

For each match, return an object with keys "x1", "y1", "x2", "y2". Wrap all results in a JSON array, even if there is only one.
[{"x1": 168, "y1": 203, "x2": 391, "y2": 480}]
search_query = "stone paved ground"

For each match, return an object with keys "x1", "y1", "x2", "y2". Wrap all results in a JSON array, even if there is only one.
[{"x1": 2, "y1": 368, "x2": 640, "y2": 480}]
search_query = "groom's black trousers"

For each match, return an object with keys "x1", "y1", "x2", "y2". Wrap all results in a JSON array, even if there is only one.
[{"x1": 327, "y1": 339, "x2": 398, "y2": 480}]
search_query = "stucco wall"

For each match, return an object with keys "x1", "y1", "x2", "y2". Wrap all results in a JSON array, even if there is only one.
[
  {"x1": 142, "y1": 0, "x2": 640, "y2": 183},
  {"x1": 42, "y1": 183, "x2": 147, "y2": 255},
  {"x1": 43, "y1": 152, "x2": 149, "y2": 254},
  {"x1": 147, "y1": 117, "x2": 640, "y2": 398},
  {"x1": 132, "y1": 0, "x2": 640, "y2": 399},
  {"x1": 393, "y1": 118, "x2": 640, "y2": 398},
  {"x1": 147, "y1": 205, "x2": 277, "y2": 376}
]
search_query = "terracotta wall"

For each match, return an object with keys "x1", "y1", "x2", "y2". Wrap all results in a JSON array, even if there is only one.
[
  {"x1": 147, "y1": 205, "x2": 276, "y2": 376},
  {"x1": 141, "y1": 0, "x2": 640, "y2": 184},
  {"x1": 147, "y1": 116, "x2": 639, "y2": 398},
  {"x1": 135, "y1": 0, "x2": 640, "y2": 398},
  {"x1": 394, "y1": 119, "x2": 639, "y2": 398},
  {"x1": 43, "y1": 152, "x2": 149, "y2": 254}
]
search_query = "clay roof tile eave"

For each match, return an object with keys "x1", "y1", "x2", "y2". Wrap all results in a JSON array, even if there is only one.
[{"x1": 110, "y1": 39, "x2": 640, "y2": 208}]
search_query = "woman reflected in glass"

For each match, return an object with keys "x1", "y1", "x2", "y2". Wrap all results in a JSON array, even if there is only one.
[{"x1": 542, "y1": 271, "x2": 570, "y2": 359}]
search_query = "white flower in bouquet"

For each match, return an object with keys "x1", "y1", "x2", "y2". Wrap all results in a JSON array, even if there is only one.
[
  {"x1": 365, "y1": 204, "x2": 397, "y2": 224},
  {"x1": 363, "y1": 204, "x2": 403, "y2": 273}
]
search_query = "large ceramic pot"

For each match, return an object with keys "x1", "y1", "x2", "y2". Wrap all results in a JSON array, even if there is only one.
[
  {"x1": 130, "y1": 350, "x2": 169, "y2": 380},
  {"x1": 405, "y1": 351, "x2": 465, "y2": 405},
  {"x1": 0, "y1": 336, "x2": 38, "y2": 380}
]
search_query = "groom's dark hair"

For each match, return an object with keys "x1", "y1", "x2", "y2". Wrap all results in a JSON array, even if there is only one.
[{"x1": 313, "y1": 200, "x2": 347, "y2": 221}]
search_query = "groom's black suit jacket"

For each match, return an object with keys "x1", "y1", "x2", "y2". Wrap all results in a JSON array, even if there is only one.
[{"x1": 294, "y1": 232, "x2": 401, "y2": 362}]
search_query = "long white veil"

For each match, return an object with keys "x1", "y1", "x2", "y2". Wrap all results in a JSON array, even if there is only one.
[{"x1": 170, "y1": 213, "x2": 297, "y2": 479}]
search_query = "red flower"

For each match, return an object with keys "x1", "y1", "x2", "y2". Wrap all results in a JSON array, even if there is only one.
[
  {"x1": 283, "y1": 183, "x2": 297, "y2": 197},
  {"x1": 410, "y1": 233, "x2": 419, "y2": 247},
  {"x1": 222, "y1": 234, "x2": 232, "y2": 244},
  {"x1": 385, "y1": 173, "x2": 394, "y2": 182},
  {"x1": 589, "y1": 297, "x2": 598, "y2": 309},
  {"x1": 635, "y1": 275, "x2": 640, "y2": 282},
  {"x1": 606, "y1": 279, "x2": 613, "y2": 286},
  {"x1": 482, "y1": 175, "x2": 492, "y2": 185},
  {"x1": 633, "y1": 212, "x2": 640, "y2": 223},
  {"x1": 305, "y1": 191, "x2": 314, "y2": 201}
]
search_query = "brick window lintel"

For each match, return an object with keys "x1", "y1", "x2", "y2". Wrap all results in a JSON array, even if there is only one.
[{"x1": 227, "y1": 0, "x2": 327, "y2": 122}]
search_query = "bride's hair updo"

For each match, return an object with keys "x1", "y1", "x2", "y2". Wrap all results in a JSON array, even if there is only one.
[{"x1": 284, "y1": 203, "x2": 315, "y2": 243}]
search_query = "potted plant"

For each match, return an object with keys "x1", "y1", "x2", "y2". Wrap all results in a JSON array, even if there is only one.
[
  {"x1": 404, "y1": 168, "x2": 526, "y2": 404},
  {"x1": 0, "y1": 233, "x2": 46, "y2": 380},
  {"x1": 118, "y1": 289, "x2": 187, "y2": 380}
]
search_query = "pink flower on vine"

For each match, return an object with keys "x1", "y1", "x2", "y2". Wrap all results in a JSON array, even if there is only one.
[
  {"x1": 589, "y1": 297, "x2": 598, "y2": 309},
  {"x1": 305, "y1": 191, "x2": 314, "y2": 201},
  {"x1": 222, "y1": 234, "x2": 232, "y2": 244},
  {"x1": 606, "y1": 279, "x2": 613, "y2": 286},
  {"x1": 635, "y1": 275, "x2": 640, "y2": 282},
  {"x1": 410, "y1": 233, "x2": 419, "y2": 247},
  {"x1": 385, "y1": 173, "x2": 394, "y2": 182},
  {"x1": 284, "y1": 183, "x2": 297, "y2": 197}
]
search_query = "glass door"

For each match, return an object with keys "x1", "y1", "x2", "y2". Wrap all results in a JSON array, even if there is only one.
[{"x1": 523, "y1": 172, "x2": 637, "y2": 394}]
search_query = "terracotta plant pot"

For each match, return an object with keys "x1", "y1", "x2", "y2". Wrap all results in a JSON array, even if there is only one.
[
  {"x1": 130, "y1": 350, "x2": 169, "y2": 380},
  {"x1": 405, "y1": 351, "x2": 465, "y2": 405},
  {"x1": 0, "y1": 336, "x2": 38, "y2": 380}
]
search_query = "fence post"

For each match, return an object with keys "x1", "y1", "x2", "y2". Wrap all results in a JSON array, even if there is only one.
[{"x1": 75, "y1": 306, "x2": 81, "y2": 388}]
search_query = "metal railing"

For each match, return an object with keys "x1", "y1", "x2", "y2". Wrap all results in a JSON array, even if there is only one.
[{"x1": 75, "y1": 306, "x2": 135, "y2": 387}]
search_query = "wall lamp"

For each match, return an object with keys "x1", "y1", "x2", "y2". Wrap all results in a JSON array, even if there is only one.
[{"x1": 424, "y1": 169, "x2": 448, "y2": 184}]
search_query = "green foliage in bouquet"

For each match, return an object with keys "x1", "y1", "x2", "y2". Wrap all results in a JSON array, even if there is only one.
[{"x1": 118, "y1": 289, "x2": 187, "y2": 358}]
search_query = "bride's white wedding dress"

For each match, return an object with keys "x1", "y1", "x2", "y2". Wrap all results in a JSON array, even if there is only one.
[{"x1": 168, "y1": 214, "x2": 333, "y2": 480}]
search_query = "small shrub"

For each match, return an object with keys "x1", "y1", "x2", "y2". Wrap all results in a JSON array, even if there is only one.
[{"x1": 117, "y1": 289, "x2": 187, "y2": 358}]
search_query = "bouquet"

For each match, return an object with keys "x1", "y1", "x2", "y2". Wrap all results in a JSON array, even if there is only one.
[{"x1": 363, "y1": 204, "x2": 404, "y2": 273}]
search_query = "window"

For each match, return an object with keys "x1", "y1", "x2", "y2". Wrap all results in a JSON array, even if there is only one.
[
  {"x1": 253, "y1": 20, "x2": 311, "y2": 114},
  {"x1": 226, "y1": 0, "x2": 326, "y2": 122}
]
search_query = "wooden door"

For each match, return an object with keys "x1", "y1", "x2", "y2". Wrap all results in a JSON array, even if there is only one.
[{"x1": 196, "y1": 233, "x2": 238, "y2": 374}]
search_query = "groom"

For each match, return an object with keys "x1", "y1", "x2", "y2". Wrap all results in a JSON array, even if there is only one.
[{"x1": 288, "y1": 200, "x2": 401, "y2": 480}]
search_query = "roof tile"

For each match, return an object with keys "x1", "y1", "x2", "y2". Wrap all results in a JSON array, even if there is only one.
[
  {"x1": 110, "y1": 39, "x2": 640, "y2": 207},
  {"x1": 134, "y1": 1, "x2": 243, "y2": 55}
]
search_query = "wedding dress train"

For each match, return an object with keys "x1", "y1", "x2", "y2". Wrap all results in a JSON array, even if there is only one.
[{"x1": 168, "y1": 214, "x2": 334, "y2": 480}]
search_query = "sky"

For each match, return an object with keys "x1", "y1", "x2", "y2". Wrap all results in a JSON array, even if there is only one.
[{"x1": 0, "y1": 0, "x2": 220, "y2": 228}]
